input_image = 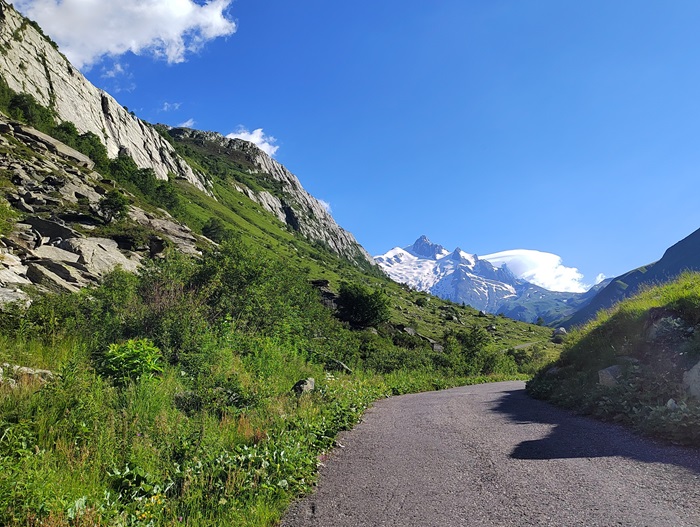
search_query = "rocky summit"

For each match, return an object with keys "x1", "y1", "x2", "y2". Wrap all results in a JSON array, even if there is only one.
[{"x1": 375, "y1": 236, "x2": 600, "y2": 324}]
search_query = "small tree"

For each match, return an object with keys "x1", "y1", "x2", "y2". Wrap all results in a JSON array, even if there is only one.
[
  {"x1": 98, "y1": 190, "x2": 129, "y2": 223},
  {"x1": 202, "y1": 217, "x2": 228, "y2": 242},
  {"x1": 337, "y1": 283, "x2": 390, "y2": 328}
]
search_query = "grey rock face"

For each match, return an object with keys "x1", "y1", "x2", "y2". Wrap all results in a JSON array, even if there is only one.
[
  {"x1": 0, "y1": 1, "x2": 208, "y2": 192},
  {"x1": 168, "y1": 128, "x2": 373, "y2": 264},
  {"x1": 0, "y1": 113, "x2": 198, "y2": 301}
]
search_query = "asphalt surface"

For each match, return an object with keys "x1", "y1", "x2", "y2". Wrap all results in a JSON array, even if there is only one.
[{"x1": 281, "y1": 381, "x2": 700, "y2": 527}]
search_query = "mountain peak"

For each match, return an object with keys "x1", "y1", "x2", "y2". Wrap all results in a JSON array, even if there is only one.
[{"x1": 406, "y1": 235, "x2": 447, "y2": 260}]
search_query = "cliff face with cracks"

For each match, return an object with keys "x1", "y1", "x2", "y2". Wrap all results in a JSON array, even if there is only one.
[
  {"x1": 0, "y1": 1, "x2": 373, "y2": 265},
  {"x1": 0, "y1": 0, "x2": 208, "y2": 192},
  {"x1": 168, "y1": 128, "x2": 373, "y2": 265}
]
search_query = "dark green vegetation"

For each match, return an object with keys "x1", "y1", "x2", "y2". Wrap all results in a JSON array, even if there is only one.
[
  {"x1": 0, "y1": 77, "x2": 561, "y2": 525},
  {"x1": 0, "y1": 243, "x2": 555, "y2": 526},
  {"x1": 528, "y1": 272, "x2": 700, "y2": 446}
]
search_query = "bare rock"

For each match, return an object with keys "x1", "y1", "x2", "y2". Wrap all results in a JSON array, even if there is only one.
[
  {"x1": 292, "y1": 378, "x2": 315, "y2": 395},
  {"x1": 598, "y1": 365, "x2": 623, "y2": 387},
  {"x1": 59, "y1": 237, "x2": 140, "y2": 277},
  {"x1": 23, "y1": 217, "x2": 77, "y2": 241},
  {"x1": 683, "y1": 360, "x2": 700, "y2": 399}
]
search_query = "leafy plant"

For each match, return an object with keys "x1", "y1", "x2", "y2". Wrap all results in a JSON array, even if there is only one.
[{"x1": 96, "y1": 338, "x2": 163, "y2": 385}]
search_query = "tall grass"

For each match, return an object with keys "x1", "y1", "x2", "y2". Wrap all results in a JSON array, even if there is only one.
[{"x1": 528, "y1": 272, "x2": 700, "y2": 445}]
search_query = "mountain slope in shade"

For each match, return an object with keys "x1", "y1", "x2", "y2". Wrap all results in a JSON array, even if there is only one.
[
  {"x1": 375, "y1": 236, "x2": 596, "y2": 324},
  {"x1": 566, "y1": 226, "x2": 700, "y2": 328}
]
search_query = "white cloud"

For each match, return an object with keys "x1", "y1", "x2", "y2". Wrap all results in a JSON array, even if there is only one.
[
  {"x1": 481, "y1": 249, "x2": 594, "y2": 293},
  {"x1": 162, "y1": 102, "x2": 182, "y2": 112},
  {"x1": 318, "y1": 199, "x2": 332, "y2": 214},
  {"x1": 101, "y1": 62, "x2": 127, "y2": 79},
  {"x1": 178, "y1": 118, "x2": 196, "y2": 128},
  {"x1": 594, "y1": 273, "x2": 607, "y2": 285},
  {"x1": 14, "y1": 0, "x2": 237, "y2": 69},
  {"x1": 226, "y1": 127, "x2": 279, "y2": 157}
]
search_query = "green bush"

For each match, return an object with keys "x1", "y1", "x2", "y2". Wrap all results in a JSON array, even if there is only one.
[
  {"x1": 98, "y1": 189, "x2": 129, "y2": 223},
  {"x1": 336, "y1": 283, "x2": 390, "y2": 328},
  {"x1": 96, "y1": 338, "x2": 163, "y2": 385}
]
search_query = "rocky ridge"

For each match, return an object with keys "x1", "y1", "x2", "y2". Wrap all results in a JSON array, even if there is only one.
[
  {"x1": 167, "y1": 128, "x2": 372, "y2": 264},
  {"x1": 376, "y1": 235, "x2": 598, "y2": 324},
  {"x1": 0, "y1": 0, "x2": 207, "y2": 192},
  {"x1": 0, "y1": 112, "x2": 200, "y2": 303},
  {"x1": 0, "y1": 2, "x2": 372, "y2": 265}
]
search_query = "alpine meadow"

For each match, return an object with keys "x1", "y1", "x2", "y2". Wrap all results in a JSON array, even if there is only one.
[{"x1": 0, "y1": 2, "x2": 699, "y2": 526}]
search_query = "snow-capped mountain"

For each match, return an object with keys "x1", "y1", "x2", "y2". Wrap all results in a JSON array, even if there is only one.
[{"x1": 375, "y1": 236, "x2": 603, "y2": 324}]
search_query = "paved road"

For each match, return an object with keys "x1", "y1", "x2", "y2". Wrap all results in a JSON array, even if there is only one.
[{"x1": 281, "y1": 381, "x2": 700, "y2": 527}]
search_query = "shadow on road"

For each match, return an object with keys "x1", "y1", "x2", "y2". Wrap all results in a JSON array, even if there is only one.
[{"x1": 490, "y1": 386, "x2": 700, "y2": 475}]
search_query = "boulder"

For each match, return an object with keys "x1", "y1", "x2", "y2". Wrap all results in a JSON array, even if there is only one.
[
  {"x1": 59, "y1": 237, "x2": 140, "y2": 277},
  {"x1": 598, "y1": 365, "x2": 623, "y2": 387},
  {"x1": 26, "y1": 260, "x2": 85, "y2": 292},
  {"x1": 683, "y1": 360, "x2": 700, "y2": 399},
  {"x1": 0, "y1": 363, "x2": 54, "y2": 387},
  {"x1": 291, "y1": 378, "x2": 315, "y2": 395},
  {"x1": 23, "y1": 217, "x2": 78, "y2": 241}
]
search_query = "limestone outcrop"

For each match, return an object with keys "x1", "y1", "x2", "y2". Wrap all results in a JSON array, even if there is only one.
[
  {"x1": 0, "y1": 0, "x2": 208, "y2": 192},
  {"x1": 0, "y1": 113, "x2": 200, "y2": 300},
  {"x1": 168, "y1": 128, "x2": 373, "y2": 265}
]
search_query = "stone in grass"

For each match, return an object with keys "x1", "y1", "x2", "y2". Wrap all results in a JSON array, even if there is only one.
[
  {"x1": 598, "y1": 365, "x2": 622, "y2": 387},
  {"x1": 292, "y1": 378, "x2": 315, "y2": 395},
  {"x1": 683, "y1": 360, "x2": 700, "y2": 399}
]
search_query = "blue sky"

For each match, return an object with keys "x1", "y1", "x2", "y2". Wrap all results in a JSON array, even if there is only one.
[{"x1": 14, "y1": 0, "x2": 700, "y2": 290}]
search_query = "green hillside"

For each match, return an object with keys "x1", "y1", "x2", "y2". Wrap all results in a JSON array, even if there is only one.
[
  {"x1": 528, "y1": 272, "x2": 700, "y2": 446},
  {"x1": 0, "y1": 78, "x2": 562, "y2": 526}
]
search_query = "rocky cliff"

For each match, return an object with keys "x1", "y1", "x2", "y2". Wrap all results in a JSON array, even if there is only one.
[
  {"x1": 0, "y1": 0, "x2": 372, "y2": 266},
  {"x1": 0, "y1": 0, "x2": 207, "y2": 192},
  {"x1": 0, "y1": 113, "x2": 201, "y2": 304},
  {"x1": 167, "y1": 128, "x2": 373, "y2": 265}
]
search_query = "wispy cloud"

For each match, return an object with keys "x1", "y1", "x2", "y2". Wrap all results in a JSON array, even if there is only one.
[
  {"x1": 482, "y1": 249, "x2": 596, "y2": 293},
  {"x1": 161, "y1": 102, "x2": 182, "y2": 112},
  {"x1": 178, "y1": 118, "x2": 196, "y2": 128},
  {"x1": 318, "y1": 199, "x2": 332, "y2": 214},
  {"x1": 226, "y1": 127, "x2": 279, "y2": 157},
  {"x1": 101, "y1": 62, "x2": 127, "y2": 79},
  {"x1": 14, "y1": 0, "x2": 236, "y2": 69}
]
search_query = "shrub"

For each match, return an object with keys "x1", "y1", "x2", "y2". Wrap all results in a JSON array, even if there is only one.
[
  {"x1": 336, "y1": 283, "x2": 390, "y2": 328},
  {"x1": 98, "y1": 190, "x2": 129, "y2": 223},
  {"x1": 96, "y1": 338, "x2": 163, "y2": 385}
]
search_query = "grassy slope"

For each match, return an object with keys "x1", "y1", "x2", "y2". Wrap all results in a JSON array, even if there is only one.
[
  {"x1": 0, "y1": 83, "x2": 566, "y2": 526},
  {"x1": 528, "y1": 272, "x2": 700, "y2": 445}
]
